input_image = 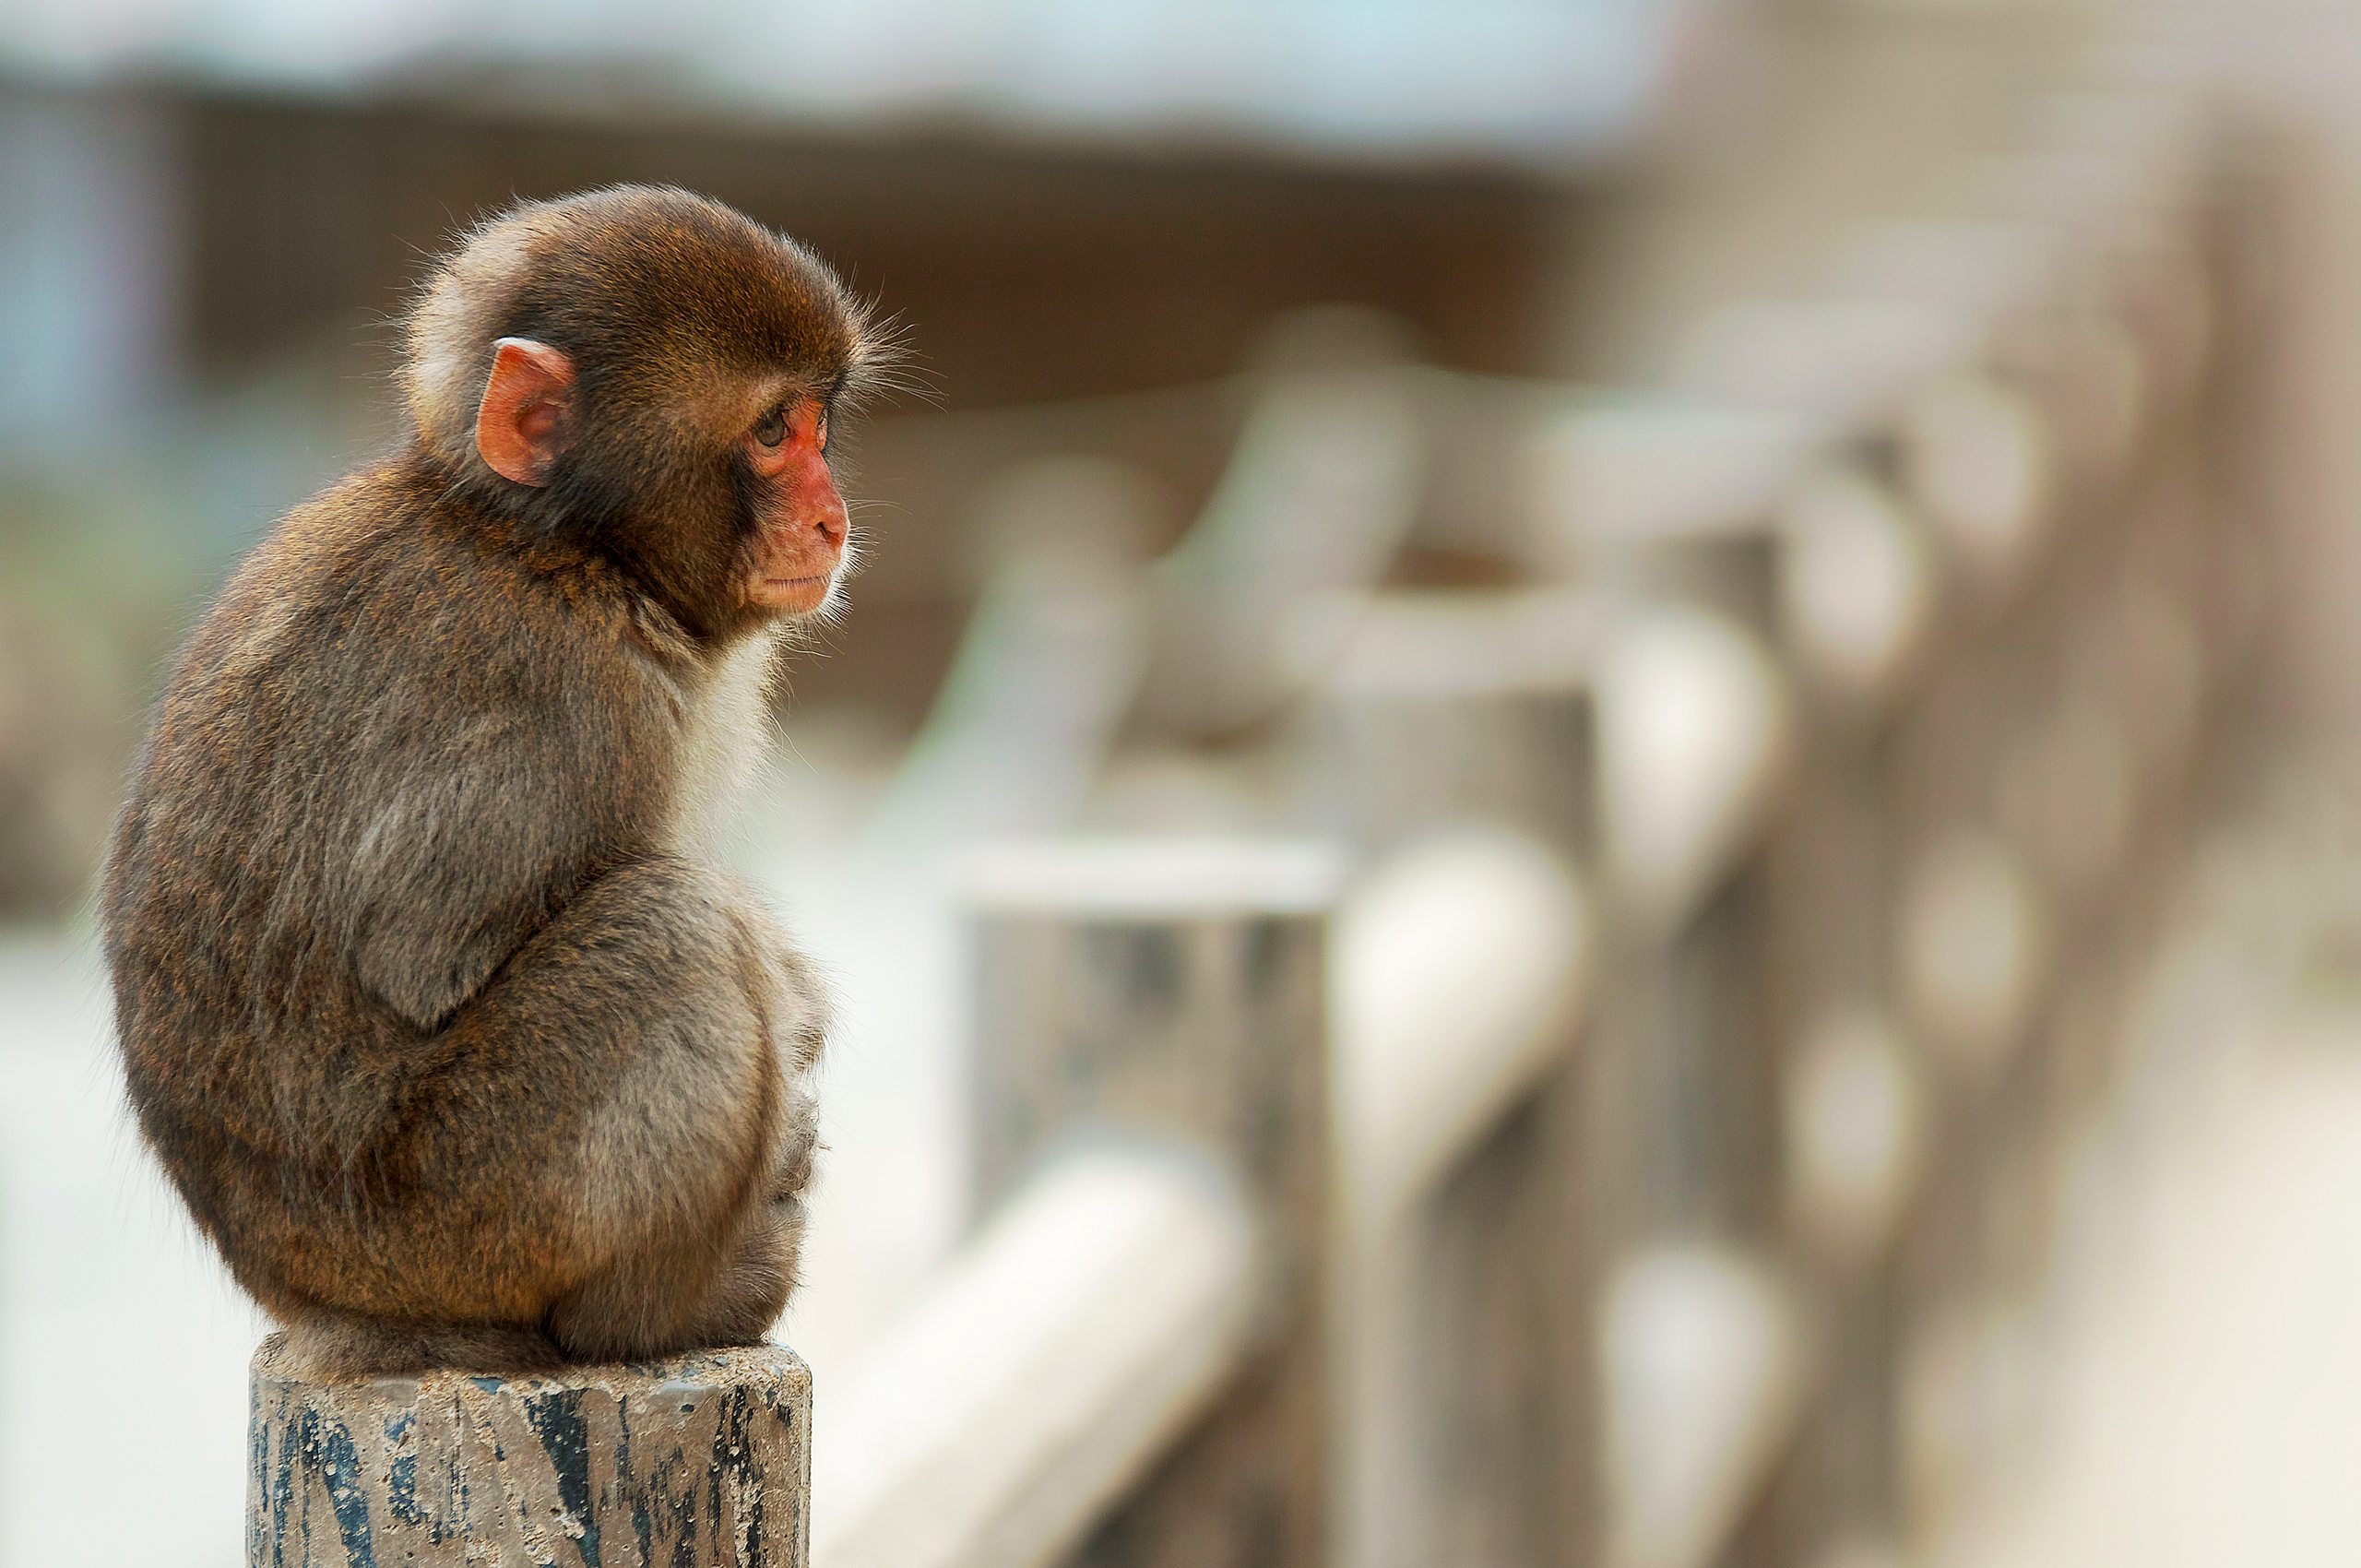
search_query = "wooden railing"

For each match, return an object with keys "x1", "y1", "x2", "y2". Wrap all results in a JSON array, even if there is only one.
[{"x1": 805, "y1": 71, "x2": 2229, "y2": 1568}]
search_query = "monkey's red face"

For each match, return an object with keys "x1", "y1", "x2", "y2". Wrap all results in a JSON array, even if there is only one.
[
  {"x1": 738, "y1": 398, "x2": 846, "y2": 617},
  {"x1": 475, "y1": 339, "x2": 854, "y2": 629}
]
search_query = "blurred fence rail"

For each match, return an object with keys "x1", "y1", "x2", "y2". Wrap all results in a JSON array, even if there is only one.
[{"x1": 796, "y1": 57, "x2": 2236, "y2": 1568}]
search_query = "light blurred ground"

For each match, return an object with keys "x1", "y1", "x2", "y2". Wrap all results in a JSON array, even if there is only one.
[
  {"x1": 0, "y1": 936, "x2": 262, "y2": 1568},
  {"x1": 1927, "y1": 9, "x2": 2361, "y2": 1553},
  {"x1": 1940, "y1": 770, "x2": 2361, "y2": 1568},
  {"x1": 1958, "y1": 1039, "x2": 2361, "y2": 1567}
]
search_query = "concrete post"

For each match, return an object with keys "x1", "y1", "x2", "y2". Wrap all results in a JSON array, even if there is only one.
[{"x1": 246, "y1": 1336, "x2": 812, "y2": 1567}]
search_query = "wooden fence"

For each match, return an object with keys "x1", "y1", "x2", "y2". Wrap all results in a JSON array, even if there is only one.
[{"x1": 805, "y1": 73, "x2": 2231, "y2": 1568}]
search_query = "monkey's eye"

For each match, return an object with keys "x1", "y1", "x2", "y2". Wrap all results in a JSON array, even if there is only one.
[
  {"x1": 753, "y1": 408, "x2": 788, "y2": 448},
  {"x1": 815, "y1": 408, "x2": 829, "y2": 451}
]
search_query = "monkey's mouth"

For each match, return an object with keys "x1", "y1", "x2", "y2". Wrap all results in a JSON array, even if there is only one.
[{"x1": 753, "y1": 570, "x2": 836, "y2": 612}]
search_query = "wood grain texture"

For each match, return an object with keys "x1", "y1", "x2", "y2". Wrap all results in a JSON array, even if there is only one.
[{"x1": 246, "y1": 1335, "x2": 811, "y2": 1567}]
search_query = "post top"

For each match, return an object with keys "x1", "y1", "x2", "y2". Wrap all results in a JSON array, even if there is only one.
[
  {"x1": 249, "y1": 1331, "x2": 812, "y2": 1400},
  {"x1": 958, "y1": 835, "x2": 1347, "y2": 916},
  {"x1": 1290, "y1": 586, "x2": 1603, "y2": 696}
]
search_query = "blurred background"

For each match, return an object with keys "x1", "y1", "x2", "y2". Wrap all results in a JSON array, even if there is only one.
[{"x1": 7, "y1": 0, "x2": 2361, "y2": 1564}]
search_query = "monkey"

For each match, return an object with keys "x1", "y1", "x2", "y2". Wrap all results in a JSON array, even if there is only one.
[{"x1": 101, "y1": 186, "x2": 893, "y2": 1380}]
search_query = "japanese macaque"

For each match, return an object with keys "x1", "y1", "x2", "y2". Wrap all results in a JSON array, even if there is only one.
[{"x1": 102, "y1": 186, "x2": 891, "y2": 1379}]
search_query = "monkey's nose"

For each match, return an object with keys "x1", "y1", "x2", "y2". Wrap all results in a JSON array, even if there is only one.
[{"x1": 813, "y1": 494, "x2": 848, "y2": 545}]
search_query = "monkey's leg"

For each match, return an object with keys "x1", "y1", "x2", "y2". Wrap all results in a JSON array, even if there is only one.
[
  {"x1": 257, "y1": 856, "x2": 821, "y2": 1376},
  {"x1": 547, "y1": 1075, "x2": 818, "y2": 1361},
  {"x1": 425, "y1": 855, "x2": 825, "y2": 1367},
  {"x1": 682, "y1": 1075, "x2": 821, "y2": 1347}
]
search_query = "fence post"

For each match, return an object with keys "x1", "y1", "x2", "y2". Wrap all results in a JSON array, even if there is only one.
[
  {"x1": 246, "y1": 1336, "x2": 813, "y2": 1567},
  {"x1": 1300, "y1": 587, "x2": 1596, "y2": 1568},
  {"x1": 962, "y1": 837, "x2": 1343, "y2": 1568},
  {"x1": 1581, "y1": 588, "x2": 1802, "y2": 1568}
]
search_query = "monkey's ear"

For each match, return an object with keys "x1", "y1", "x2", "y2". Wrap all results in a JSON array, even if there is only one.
[{"x1": 475, "y1": 338, "x2": 575, "y2": 486}]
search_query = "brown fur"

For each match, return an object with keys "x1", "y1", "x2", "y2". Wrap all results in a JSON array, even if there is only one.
[{"x1": 102, "y1": 187, "x2": 884, "y2": 1379}]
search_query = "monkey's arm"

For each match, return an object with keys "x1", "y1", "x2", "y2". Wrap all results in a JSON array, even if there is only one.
[{"x1": 336, "y1": 732, "x2": 619, "y2": 1031}]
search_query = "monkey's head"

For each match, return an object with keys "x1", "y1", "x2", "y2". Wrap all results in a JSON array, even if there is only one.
[{"x1": 403, "y1": 185, "x2": 887, "y2": 642}]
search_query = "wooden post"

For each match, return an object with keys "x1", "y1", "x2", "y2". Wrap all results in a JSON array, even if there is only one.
[
  {"x1": 246, "y1": 1336, "x2": 812, "y2": 1567},
  {"x1": 1301, "y1": 588, "x2": 1596, "y2": 1568},
  {"x1": 1301, "y1": 587, "x2": 1597, "y2": 863},
  {"x1": 813, "y1": 1142, "x2": 1255, "y2": 1568},
  {"x1": 962, "y1": 837, "x2": 1342, "y2": 1568},
  {"x1": 1582, "y1": 586, "x2": 1801, "y2": 1568}
]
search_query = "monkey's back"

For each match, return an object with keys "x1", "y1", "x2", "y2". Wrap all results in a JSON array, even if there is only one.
[{"x1": 103, "y1": 454, "x2": 721, "y2": 1324}]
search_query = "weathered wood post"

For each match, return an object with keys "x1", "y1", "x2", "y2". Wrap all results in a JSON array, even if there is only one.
[
  {"x1": 247, "y1": 1337, "x2": 813, "y2": 1567},
  {"x1": 961, "y1": 836, "x2": 1342, "y2": 1568}
]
